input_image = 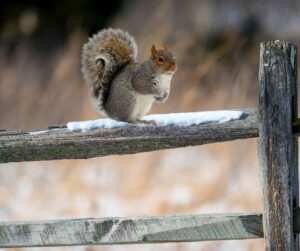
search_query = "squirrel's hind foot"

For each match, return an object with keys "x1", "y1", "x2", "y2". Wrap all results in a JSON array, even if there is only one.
[{"x1": 135, "y1": 119, "x2": 157, "y2": 126}]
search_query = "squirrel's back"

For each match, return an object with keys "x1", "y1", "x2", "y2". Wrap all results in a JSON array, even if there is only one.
[{"x1": 81, "y1": 28, "x2": 137, "y2": 110}]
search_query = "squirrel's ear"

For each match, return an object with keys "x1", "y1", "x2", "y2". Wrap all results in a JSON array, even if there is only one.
[
  {"x1": 162, "y1": 44, "x2": 169, "y2": 50},
  {"x1": 151, "y1": 44, "x2": 157, "y2": 57}
]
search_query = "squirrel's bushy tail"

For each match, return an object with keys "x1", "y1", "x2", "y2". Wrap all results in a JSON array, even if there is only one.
[{"x1": 81, "y1": 28, "x2": 137, "y2": 109}]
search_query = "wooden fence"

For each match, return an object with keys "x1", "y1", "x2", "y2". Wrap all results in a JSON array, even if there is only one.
[{"x1": 0, "y1": 41, "x2": 299, "y2": 250}]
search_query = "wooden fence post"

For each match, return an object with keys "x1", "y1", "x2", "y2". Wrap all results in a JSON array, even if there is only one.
[{"x1": 258, "y1": 41, "x2": 299, "y2": 250}]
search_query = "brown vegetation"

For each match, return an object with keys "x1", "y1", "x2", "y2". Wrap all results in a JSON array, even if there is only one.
[{"x1": 1, "y1": 0, "x2": 300, "y2": 250}]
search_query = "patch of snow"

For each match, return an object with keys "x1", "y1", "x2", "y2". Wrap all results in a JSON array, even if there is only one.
[
  {"x1": 169, "y1": 185, "x2": 193, "y2": 207},
  {"x1": 29, "y1": 130, "x2": 49, "y2": 135},
  {"x1": 67, "y1": 110, "x2": 246, "y2": 131},
  {"x1": 29, "y1": 128, "x2": 61, "y2": 135},
  {"x1": 217, "y1": 240, "x2": 249, "y2": 251},
  {"x1": 67, "y1": 118, "x2": 129, "y2": 131},
  {"x1": 196, "y1": 200, "x2": 229, "y2": 214},
  {"x1": 97, "y1": 193, "x2": 124, "y2": 217}
]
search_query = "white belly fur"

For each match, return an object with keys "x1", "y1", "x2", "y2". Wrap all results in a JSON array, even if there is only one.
[
  {"x1": 131, "y1": 93, "x2": 155, "y2": 120},
  {"x1": 158, "y1": 74, "x2": 172, "y2": 88}
]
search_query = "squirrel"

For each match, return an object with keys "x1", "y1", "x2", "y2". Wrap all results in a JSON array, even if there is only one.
[{"x1": 81, "y1": 28, "x2": 176, "y2": 125}]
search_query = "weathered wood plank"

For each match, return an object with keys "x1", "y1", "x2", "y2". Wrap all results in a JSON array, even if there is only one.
[
  {"x1": 0, "y1": 109, "x2": 258, "y2": 163},
  {"x1": 258, "y1": 41, "x2": 299, "y2": 250},
  {"x1": 0, "y1": 213, "x2": 263, "y2": 248},
  {"x1": 2, "y1": 207, "x2": 300, "y2": 248}
]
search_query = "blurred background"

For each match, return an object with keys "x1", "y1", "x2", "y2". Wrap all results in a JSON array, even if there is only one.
[{"x1": 1, "y1": 0, "x2": 300, "y2": 250}]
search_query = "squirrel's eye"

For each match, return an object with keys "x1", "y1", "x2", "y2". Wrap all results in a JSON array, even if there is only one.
[{"x1": 158, "y1": 56, "x2": 164, "y2": 63}]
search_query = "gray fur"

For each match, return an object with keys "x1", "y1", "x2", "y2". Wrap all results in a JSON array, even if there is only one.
[
  {"x1": 82, "y1": 28, "x2": 175, "y2": 122},
  {"x1": 81, "y1": 28, "x2": 137, "y2": 108},
  {"x1": 104, "y1": 61, "x2": 170, "y2": 122},
  {"x1": 133, "y1": 61, "x2": 169, "y2": 98}
]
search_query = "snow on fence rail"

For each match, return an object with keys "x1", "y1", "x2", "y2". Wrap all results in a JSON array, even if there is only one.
[
  {"x1": 0, "y1": 109, "x2": 257, "y2": 163},
  {"x1": 0, "y1": 41, "x2": 299, "y2": 250}
]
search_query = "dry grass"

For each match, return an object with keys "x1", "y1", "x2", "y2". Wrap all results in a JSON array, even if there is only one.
[{"x1": 1, "y1": 0, "x2": 300, "y2": 250}]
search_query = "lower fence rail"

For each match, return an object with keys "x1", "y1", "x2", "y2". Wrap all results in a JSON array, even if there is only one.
[
  {"x1": 0, "y1": 212, "x2": 264, "y2": 248},
  {"x1": 2, "y1": 208, "x2": 300, "y2": 248}
]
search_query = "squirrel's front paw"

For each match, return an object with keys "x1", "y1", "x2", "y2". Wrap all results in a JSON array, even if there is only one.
[
  {"x1": 155, "y1": 91, "x2": 169, "y2": 103},
  {"x1": 136, "y1": 119, "x2": 157, "y2": 126}
]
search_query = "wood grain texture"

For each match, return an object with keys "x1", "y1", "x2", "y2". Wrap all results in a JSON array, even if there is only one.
[
  {"x1": 0, "y1": 213, "x2": 263, "y2": 248},
  {"x1": 0, "y1": 109, "x2": 258, "y2": 163},
  {"x1": 3, "y1": 208, "x2": 300, "y2": 248},
  {"x1": 258, "y1": 41, "x2": 299, "y2": 250}
]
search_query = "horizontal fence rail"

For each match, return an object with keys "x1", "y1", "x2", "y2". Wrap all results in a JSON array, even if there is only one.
[
  {"x1": 0, "y1": 109, "x2": 258, "y2": 163},
  {"x1": 0, "y1": 212, "x2": 263, "y2": 248},
  {"x1": 1, "y1": 208, "x2": 300, "y2": 248}
]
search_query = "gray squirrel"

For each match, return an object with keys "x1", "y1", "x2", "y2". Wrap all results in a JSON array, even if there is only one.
[{"x1": 81, "y1": 28, "x2": 177, "y2": 125}]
